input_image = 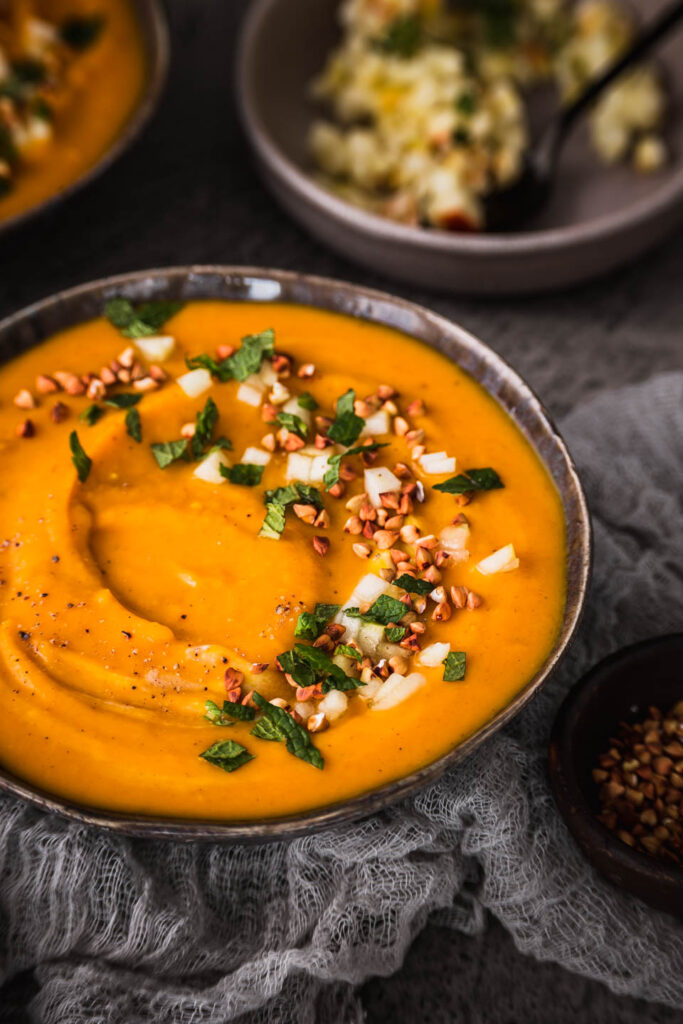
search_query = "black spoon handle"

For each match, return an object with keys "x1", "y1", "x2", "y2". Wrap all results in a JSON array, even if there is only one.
[{"x1": 558, "y1": 0, "x2": 683, "y2": 138}]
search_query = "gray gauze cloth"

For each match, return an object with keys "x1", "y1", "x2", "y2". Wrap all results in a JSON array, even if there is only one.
[{"x1": 1, "y1": 372, "x2": 682, "y2": 1024}]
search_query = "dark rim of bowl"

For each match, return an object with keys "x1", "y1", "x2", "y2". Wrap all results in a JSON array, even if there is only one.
[
  {"x1": 549, "y1": 633, "x2": 683, "y2": 890},
  {"x1": 0, "y1": 0, "x2": 170, "y2": 239},
  {"x1": 0, "y1": 265, "x2": 592, "y2": 841},
  {"x1": 237, "y1": 0, "x2": 683, "y2": 256}
]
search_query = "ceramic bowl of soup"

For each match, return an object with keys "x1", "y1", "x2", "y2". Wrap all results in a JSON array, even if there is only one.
[
  {"x1": 0, "y1": 266, "x2": 590, "y2": 839},
  {"x1": 0, "y1": 0, "x2": 168, "y2": 234}
]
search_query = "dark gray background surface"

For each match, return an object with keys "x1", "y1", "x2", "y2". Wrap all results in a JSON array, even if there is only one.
[{"x1": 0, "y1": 1, "x2": 681, "y2": 1020}]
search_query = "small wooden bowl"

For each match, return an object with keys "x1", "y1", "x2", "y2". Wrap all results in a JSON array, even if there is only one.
[{"x1": 549, "y1": 634, "x2": 683, "y2": 917}]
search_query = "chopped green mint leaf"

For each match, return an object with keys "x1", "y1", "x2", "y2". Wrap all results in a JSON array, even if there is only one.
[
  {"x1": 327, "y1": 389, "x2": 364, "y2": 447},
  {"x1": 314, "y1": 603, "x2": 340, "y2": 623},
  {"x1": 251, "y1": 716, "x2": 284, "y2": 741},
  {"x1": 323, "y1": 441, "x2": 388, "y2": 489},
  {"x1": 443, "y1": 651, "x2": 467, "y2": 682},
  {"x1": 192, "y1": 396, "x2": 219, "y2": 457},
  {"x1": 227, "y1": 329, "x2": 275, "y2": 382},
  {"x1": 295, "y1": 603, "x2": 340, "y2": 641},
  {"x1": 465, "y1": 468, "x2": 504, "y2": 490},
  {"x1": 264, "y1": 483, "x2": 323, "y2": 510},
  {"x1": 220, "y1": 463, "x2": 264, "y2": 487},
  {"x1": 204, "y1": 700, "x2": 239, "y2": 724},
  {"x1": 336, "y1": 643, "x2": 362, "y2": 663},
  {"x1": 297, "y1": 392, "x2": 318, "y2": 411},
  {"x1": 199, "y1": 738, "x2": 254, "y2": 773},
  {"x1": 276, "y1": 644, "x2": 361, "y2": 693},
  {"x1": 260, "y1": 483, "x2": 324, "y2": 538},
  {"x1": 80, "y1": 404, "x2": 104, "y2": 426},
  {"x1": 221, "y1": 700, "x2": 256, "y2": 722},
  {"x1": 259, "y1": 501, "x2": 287, "y2": 539},
  {"x1": 252, "y1": 692, "x2": 323, "y2": 769},
  {"x1": 295, "y1": 612, "x2": 320, "y2": 641},
  {"x1": 185, "y1": 353, "x2": 224, "y2": 377},
  {"x1": 277, "y1": 648, "x2": 315, "y2": 687},
  {"x1": 385, "y1": 625, "x2": 407, "y2": 643},
  {"x1": 69, "y1": 431, "x2": 91, "y2": 483},
  {"x1": 60, "y1": 14, "x2": 105, "y2": 50},
  {"x1": 151, "y1": 439, "x2": 188, "y2": 469},
  {"x1": 276, "y1": 411, "x2": 308, "y2": 440},
  {"x1": 394, "y1": 574, "x2": 433, "y2": 596},
  {"x1": 347, "y1": 594, "x2": 406, "y2": 627},
  {"x1": 125, "y1": 408, "x2": 142, "y2": 443},
  {"x1": 104, "y1": 298, "x2": 183, "y2": 339},
  {"x1": 209, "y1": 436, "x2": 233, "y2": 452},
  {"x1": 336, "y1": 389, "x2": 355, "y2": 416},
  {"x1": 328, "y1": 413, "x2": 365, "y2": 446},
  {"x1": 105, "y1": 393, "x2": 141, "y2": 409},
  {"x1": 375, "y1": 14, "x2": 421, "y2": 57},
  {"x1": 204, "y1": 699, "x2": 229, "y2": 725},
  {"x1": 455, "y1": 91, "x2": 477, "y2": 115},
  {"x1": 185, "y1": 329, "x2": 275, "y2": 383},
  {"x1": 434, "y1": 468, "x2": 503, "y2": 495}
]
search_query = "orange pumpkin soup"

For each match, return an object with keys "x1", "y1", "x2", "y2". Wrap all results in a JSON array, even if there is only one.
[
  {"x1": 0, "y1": 301, "x2": 566, "y2": 819},
  {"x1": 0, "y1": 0, "x2": 146, "y2": 223}
]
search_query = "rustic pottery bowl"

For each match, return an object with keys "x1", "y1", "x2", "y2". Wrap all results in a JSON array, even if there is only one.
[
  {"x1": 0, "y1": 266, "x2": 591, "y2": 840},
  {"x1": 0, "y1": 0, "x2": 169, "y2": 238},
  {"x1": 549, "y1": 634, "x2": 683, "y2": 917},
  {"x1": 237, "y1": 0, "x2": 683, "y2": 295}
]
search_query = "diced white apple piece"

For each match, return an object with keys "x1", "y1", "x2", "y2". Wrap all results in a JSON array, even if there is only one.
[
  {"x1": 285, "y1": 451, "x2": 313, "y2": 483},
  {"x1": 351, "y1": 573, "x2": 391, "y2": 605},
  {"x1": 134, "y1": 335, "x2": 175, "y2": 362},
  {"x1": 364, "y1": 466, "x2": 402, "y2": 508},
  {"x1": 377, "y1": 639, "x2": 405, "y2": 661},
  {"x1": 255, "y1": 362, "x2": 277, "y2": 388},
  {"x1": 335, "y1": 611, "x2": 361, "y2": 641},
  {"x1": 241, "y1": 446, "x2": 271, "y2": 466},
  {"x1": 418, "y1": 642, "x2": 451, "y2": 668},
  {"x1": 357, "y1": 621, "x2": 385, "y2": 656},
  {"x1": 269, "y1": 381, "x2": 290, "y2": 405},
  {"x1": 309, "y1": 454, "x2": 331, "y2": 483},
  {"x1": 283, "y1": 396, "x2": 311, "y2": 426},
  {"x1": 294, "y1": 701, "x2": 315, "y2": 721},
  {"x1": 332, "y1": 652, "x2": 358, "y2": 675},
  {"x1": 177, "y1": 368, "x2": 212, "y2": 398},
  {"x1": 372, "y1": 672, "x2": 426, "y2": 711},
  {"x1": 419, "y1": 451, "x2": 456, "y2": 475},
  {"x1": 357, "y1": 676, "x2": 383, "y2": 701},
  {"x1": 193, "y1": 449, "x2": 231, "y2": 484},
  {"x1": 439, "y1": 523, "x2": 470, "y2": 558},
  {"x1": 236, "y1": 381, "x2": 264, "y2": 407},
  {"x1": 361, "y1": 410, "x2": 391, "y2": 437},
  {"x1": 476, "y1": 543, "x2": 519, "y2": 575},
  {"x1": 319, "y1": 689, "x2": 348, "y2": 722}
]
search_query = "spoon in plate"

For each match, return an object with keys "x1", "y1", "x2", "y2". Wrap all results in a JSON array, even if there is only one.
[{"x1": 483, "y1": 0, "x2": 683, "y2": 231}]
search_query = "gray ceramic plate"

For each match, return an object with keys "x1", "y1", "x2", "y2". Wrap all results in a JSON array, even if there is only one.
[
  {"x1": 238, "y1": 0, "x2": 683, "y2": 294},
  {"x1": 0, "y1": 0, "x2": 169, "y2": 238},
  {"x1": 0, "y1": 266, "x2": 591, "y2": 840}
]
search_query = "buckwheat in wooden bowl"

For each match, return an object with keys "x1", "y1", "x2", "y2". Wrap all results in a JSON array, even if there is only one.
[
  {"x1": 0, "y1": 266, "x2": 590, "y2": 841},
  {"x1": 549, "y1": 634, "x2": 683, "y2": 917}
]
